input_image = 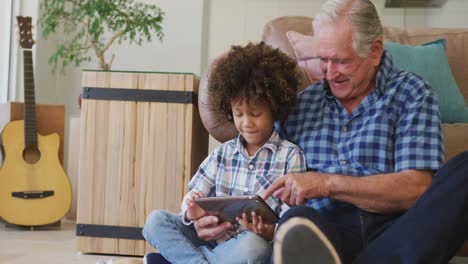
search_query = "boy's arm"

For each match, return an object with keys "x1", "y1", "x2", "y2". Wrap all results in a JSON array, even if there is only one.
[{"x1": 180, "y1": 151, "x2": 218, "y2": 225}]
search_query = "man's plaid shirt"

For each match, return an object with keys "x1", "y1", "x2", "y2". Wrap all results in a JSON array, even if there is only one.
[
  {"x1": 183, "y1": 129, "x2": 306, "y2": 216},
  {"x1": 277, "y1": 50, "x2": 444, "y2": 212}
]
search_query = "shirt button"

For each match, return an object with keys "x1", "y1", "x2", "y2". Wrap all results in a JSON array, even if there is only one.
[
  {"x1": 341, "y1": 160, "x2": 347, "y2": 165},
  {"x1": 342, "y1": 126, "x2": 348, "y2": 132},
  {"x1": 248, "y1": 164, "x2": 254, "y2": 170}
]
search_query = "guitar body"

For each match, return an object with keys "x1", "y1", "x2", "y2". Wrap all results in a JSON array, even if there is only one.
[{"x1": 0, "y1": 120, "x2": 72, "y2": 226}]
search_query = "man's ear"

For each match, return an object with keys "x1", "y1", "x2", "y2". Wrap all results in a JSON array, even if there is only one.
[{"x1": 369, "y1": 38, "x2": 384, "y2": 66}]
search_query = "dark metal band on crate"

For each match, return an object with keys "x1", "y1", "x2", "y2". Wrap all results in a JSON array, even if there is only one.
[
  {"x1": 76, "y1": 223, "x2": 145, "y2": 240},
  {"x1": 82, "y1": 87, "x2": 197, "y2": 104}
]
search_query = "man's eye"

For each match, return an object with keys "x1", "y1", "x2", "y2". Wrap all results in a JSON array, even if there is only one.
[
  {"x1": 251, "y1": 112, "x2": 262, "y2": 117},
  {"x1": 233, "y1": 113, "x2": 242, "y2": 117},
  {"x1": 320, "y1": 58, "x2": 328, "y2": 63}
]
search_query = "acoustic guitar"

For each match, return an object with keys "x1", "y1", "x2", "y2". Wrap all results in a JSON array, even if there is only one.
[{"x1": 0, "y1": 16, "x2": 72, "y2": 226}]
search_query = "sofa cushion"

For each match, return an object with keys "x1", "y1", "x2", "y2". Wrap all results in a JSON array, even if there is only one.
[
  {"x1": 286, "y1": 31, "x2": 323, "y2": 86},
  {"x1": 384, "y1": 27, "x2": 468, "y2": 107},
  {"x1": 385, "y1": 39, "x2": 468, "y2": 123},
  {"x1": 442, "y1": 123, "x2": 468, "y2": 161}
]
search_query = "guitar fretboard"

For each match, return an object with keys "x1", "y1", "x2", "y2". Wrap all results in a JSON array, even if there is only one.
[{"x1": 23, "y1": 49, "x2": 38, "y2": 148}]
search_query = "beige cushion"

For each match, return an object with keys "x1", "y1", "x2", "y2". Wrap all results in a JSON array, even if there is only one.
[
  {"x1": 442, "y1": 123, "x2": 468, "y2": 161},
  {"x1": 286, "y1": 31, "x2": 322, "y2": 86}
]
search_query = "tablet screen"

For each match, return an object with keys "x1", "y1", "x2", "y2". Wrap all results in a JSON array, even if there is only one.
[{"x1": 194, "y1": 194, "x2": 279, "y2": 224}]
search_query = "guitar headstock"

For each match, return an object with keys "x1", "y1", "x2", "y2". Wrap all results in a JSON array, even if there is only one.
[{"x1": 16, "y1": 16, "x2": 34, "y2": 49}]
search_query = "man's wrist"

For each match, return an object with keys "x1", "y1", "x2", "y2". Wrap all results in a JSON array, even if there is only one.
[{"x1": 323, "y1": 173, "x2": 336, "y2": 197}]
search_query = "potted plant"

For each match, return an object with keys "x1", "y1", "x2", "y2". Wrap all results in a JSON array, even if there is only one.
[{"x1": 39, "y1": 0, "x2": 165, "y2": 71}]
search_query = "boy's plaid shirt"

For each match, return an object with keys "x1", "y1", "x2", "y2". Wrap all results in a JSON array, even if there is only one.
[{"x1": 182, "y1": 130, "x2": 306, "y2": 216}]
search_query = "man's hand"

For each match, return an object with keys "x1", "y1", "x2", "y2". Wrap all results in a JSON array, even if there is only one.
[
  {"x1": 194, "y1": 215, "x2": 233, "y2": 241},
  {"x1": 263, "y1": 172, "x2": 329, "y2": 206}
]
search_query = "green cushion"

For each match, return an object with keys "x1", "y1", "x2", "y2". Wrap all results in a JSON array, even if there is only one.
[{"x1": 385, "y1": 39, "x2": 468, "y2": 123}]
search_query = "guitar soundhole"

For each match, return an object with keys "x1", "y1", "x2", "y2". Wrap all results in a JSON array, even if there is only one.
[{"x1": 23, "y1": 146, "x2": 41, "y2": 164}]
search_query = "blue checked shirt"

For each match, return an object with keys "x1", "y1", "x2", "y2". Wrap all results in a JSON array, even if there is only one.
[
  {"x1": 182, "y1": 129, "x2": 306, "y2": 217},
  {"x1": 277, "y1": 50, "x2": 444, "y2": 212}
]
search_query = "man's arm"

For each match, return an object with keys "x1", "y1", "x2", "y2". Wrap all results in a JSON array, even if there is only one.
[
  {"x1": 263, "y1": 169, "x2": 432, "y2": 214},
  {"x1": 326, "y1": 169, "x2": 432, "y2": 213}
]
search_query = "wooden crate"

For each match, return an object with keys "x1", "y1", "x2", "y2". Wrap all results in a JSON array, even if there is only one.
[
  {"x1": 76, "y1": 70, "x2": 208, "y2": 256},
  {"x1": 0, "y1": 102, "x2": 65, "y2": 166}
]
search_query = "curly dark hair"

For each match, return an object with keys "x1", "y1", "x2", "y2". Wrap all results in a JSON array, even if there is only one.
[{"x1": 208, "y1": 41, "x2": 300, "y2": 121}]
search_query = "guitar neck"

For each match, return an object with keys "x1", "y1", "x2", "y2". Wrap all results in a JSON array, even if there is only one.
[{"x1": 23, "y1": 49, "x2": 38, "y2": 147}]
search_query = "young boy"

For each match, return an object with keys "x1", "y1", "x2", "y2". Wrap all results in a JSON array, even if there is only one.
[{"x1": 142, "y1": 42, "x2": 305, "y2": 264}]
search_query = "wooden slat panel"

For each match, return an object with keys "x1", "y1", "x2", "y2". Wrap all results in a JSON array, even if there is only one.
[
  {"x1": 77, "y1": 71, "x2": 111, "y2": 253},
  {"x1": 165, "y1": 74, "x2": 185, "y2": 212},
  {"x1": 77, "y1": 72, "x2": 208, "y2": 256}
]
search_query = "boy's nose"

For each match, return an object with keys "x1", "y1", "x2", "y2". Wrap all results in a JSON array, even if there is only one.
[{"x1": 243, "y1": 116, "x2": 254, "y2": 126}]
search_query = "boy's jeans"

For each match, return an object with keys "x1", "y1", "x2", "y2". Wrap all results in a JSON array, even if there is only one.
[{"x1": 143, "y1": 210, "x2": 272, "y2": 264}]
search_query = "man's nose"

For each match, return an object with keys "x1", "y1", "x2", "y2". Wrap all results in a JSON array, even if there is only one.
[{"x1": 325, "y1": 61, "x2": 339, "y2": 80}]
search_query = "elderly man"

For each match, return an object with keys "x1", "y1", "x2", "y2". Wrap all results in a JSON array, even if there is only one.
[{"x1": 261, "y1": 0, "x2": 468, "y2": 263}]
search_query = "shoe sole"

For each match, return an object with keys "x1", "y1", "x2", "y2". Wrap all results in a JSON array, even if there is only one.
[{"x1": 274, "y1": 217, "x2": 342, "y2": 264}]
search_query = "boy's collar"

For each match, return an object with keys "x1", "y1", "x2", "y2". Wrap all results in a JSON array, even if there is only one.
[{"x1": 235, "y1": 129, "x2": 280, "y2": 156}]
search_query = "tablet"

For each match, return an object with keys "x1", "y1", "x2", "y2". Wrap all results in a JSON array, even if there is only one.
[{"x1": 194, "y1": 194, "x2": 279, "y2": 225}]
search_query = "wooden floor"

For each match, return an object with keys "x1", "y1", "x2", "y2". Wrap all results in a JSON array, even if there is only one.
[
  {"x1": 1, "y1": 218, "x2": 468, "y2": 264},
  {"x1": 0, "y1": 219, "x2": 142, "y2": 264}
]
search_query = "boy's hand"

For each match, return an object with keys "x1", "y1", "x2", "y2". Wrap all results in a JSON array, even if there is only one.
[
  {"x1": 186, "y1": 192, "x2": 207, "y2": 221},
  {"x1": 194, "y1": 215, "x2": 232, "y2": 241},
  {"x1": 236, "y1": 211, "x2": 275, "y2": 241}
]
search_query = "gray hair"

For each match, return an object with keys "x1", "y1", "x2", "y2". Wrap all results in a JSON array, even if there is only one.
[{"x1": 312, "y1": 0, "x2": 383, "y2": 57}]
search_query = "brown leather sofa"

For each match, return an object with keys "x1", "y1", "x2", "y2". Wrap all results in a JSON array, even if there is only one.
[{"x1": 198, "y1": 16, "x2": 468, "y2": 256}]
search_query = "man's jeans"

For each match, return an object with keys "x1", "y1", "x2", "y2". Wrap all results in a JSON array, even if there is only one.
[
  {"x1": 143, "y1": 210, "x2": 272, "y2": 264},
  {"x1": 278, "y1": 151, "x2": 468, "y2": 264}
]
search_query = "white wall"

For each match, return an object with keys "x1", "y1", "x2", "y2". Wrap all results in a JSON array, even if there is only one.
[{"x1": 205, "y1": 0, "x2": 468, "y2": 151}]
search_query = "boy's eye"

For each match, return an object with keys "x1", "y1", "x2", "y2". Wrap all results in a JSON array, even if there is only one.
[
  {"x1": 251, "y1": 112, "x2": 262, "y2": 117},
  {"x1": 233, "y1": 112, "x2": 242, "y2": 117}
]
